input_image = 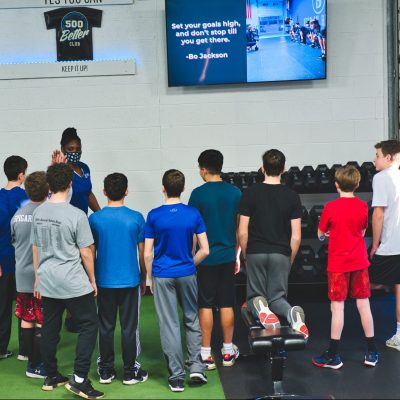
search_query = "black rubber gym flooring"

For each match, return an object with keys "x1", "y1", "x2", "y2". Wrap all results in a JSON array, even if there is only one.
[
  {"x1": 247, "y1": 35, "x2": 326, "y2": 83},
  {"x1": 212, "y1": 286, "x2": 400, "y2": 399}
]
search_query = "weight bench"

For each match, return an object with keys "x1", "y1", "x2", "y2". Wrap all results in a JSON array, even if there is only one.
[{"x1": 241, "y1": 303, "x2": 307, "y2": 399}]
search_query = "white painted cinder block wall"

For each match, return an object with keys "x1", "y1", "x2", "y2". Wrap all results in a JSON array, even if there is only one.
[{"x1": 0, "y1": 0, "x2": 388, "y2": 216}]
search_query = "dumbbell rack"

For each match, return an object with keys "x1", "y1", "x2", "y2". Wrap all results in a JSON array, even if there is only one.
[{"x1": 222, "y1": 162, "x2": 375, "y2": 286}]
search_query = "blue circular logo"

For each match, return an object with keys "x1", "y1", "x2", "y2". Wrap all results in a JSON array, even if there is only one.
[
  {"x1": 312, "y1": 0, "x2": 326, "y2": 15},
  {"x1": 61, "y1": 12, "x2": 89, "y2": 33}
]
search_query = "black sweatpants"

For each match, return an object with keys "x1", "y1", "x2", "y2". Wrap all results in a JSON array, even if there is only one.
[
  {"x1": 97, "y1": 286, "x2": 140, "y2": 373},
  {"x1": 0, "y1": 273, "x2": 14, "y2": 354},
  {"x1": 41, "y1": 293, "x2": 98, "y2": 378}
]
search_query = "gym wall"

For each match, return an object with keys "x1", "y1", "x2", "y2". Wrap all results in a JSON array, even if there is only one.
[{"x1": 0, "y1": 0, "x2": 387, "y2": 215}]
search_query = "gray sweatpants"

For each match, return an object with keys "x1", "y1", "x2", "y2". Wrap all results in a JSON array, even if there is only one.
[
  {"x1": 246, "y1": 253, "x2": 292, "y2": 320},
  {"x1": 153, "y1": 275, "x2": 204, "y2": 382}
]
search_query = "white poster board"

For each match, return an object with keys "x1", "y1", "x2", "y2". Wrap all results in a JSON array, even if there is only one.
[{"x1": 0, "y1": 1, "x2": 137, "y2": 79}]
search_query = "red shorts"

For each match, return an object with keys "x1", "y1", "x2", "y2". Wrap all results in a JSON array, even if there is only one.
[
  {"x1": 328, "y1": 268, "x2": 371, "y2": 301},
  {"x1": 15, "y1": 293, "x2": 43, "y2": 325}
]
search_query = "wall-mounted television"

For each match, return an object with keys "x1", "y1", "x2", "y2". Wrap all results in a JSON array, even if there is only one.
[{"x1": 166, "y1": 0, "x2": 327, "y2": 87}]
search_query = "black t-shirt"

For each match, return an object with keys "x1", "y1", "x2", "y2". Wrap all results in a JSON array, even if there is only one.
[
  {"x1": 44, "y1": 7, "x2": 102, "y2": 61},
  {"x1": 238, "y1": 183, "x2": 302, "y2": 256}
]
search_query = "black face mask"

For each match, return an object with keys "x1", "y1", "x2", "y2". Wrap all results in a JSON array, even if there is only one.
[{"x1": 66, "y1": 151, "x2": 82, "y2": 164}]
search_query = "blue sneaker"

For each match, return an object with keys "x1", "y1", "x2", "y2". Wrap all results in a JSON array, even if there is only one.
[
  {"x1": 364, "y1": 351, "x2": 378, "y2": 367},
  {"x1": 312, "y1": 351, "x2": 343, "y2": 369},
  {"x1": 26, "y1": 362, "x2": 47, "y2": 379}
]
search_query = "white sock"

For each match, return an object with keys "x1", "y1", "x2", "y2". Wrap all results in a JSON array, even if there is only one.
[
  {"x1": 223, "y1": 342, "x2": 234, "y2": 354},
  {"x1": 396, "y1": 322, "x2": 400, "y2": 336},
  {"x1": 201, "y1": 346, "x2": 211, "y2": 360},
  {"x1": 74, "y1": 374, "x2": 84, "y2": 383}
]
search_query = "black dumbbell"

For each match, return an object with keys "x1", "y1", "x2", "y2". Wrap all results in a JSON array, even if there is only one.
[
  {"x1": 346, "y1": 161, "x2": 361, "y2": 169},
  {"x1": 234, "y1": 172, "x2": 248, "y2": 191},
  {"x1": 221, "y1": 172, "x2": 235, "y2": 185},
  {"x1": 317, "y1": 244, "x2": 328, "y2": 278},
  {"x1": 248, "y1": 171, "x2": 260, "y2": 185},
  {"x1": 301, "y1": 166, "x2": 318, "y2": 193},
  {"x1": 366, "y1": 200, "x2": 372, "y2": 236},
  {"x1": 315, "y1": 164, "x2": 332, "y2": 193},
  {"x1": 301, "y1": 207, "x2": 312, "y2": 238},
  {"x1": 287, "y1": 167, "x2": 303, "y2": 193},
  {"x1": 281, "y1": 171, "x2": 291, "y2": 187},
  {"x1": 256, "y1": 168, "x2": 264, "y2": 183},
  {"x1": 309, "y1": 205, "x2": 324, "y2": 234},
  {"x1": 329, "y1": 164, "x2": 342, "y2": 192},
  {"x1": 292, "y1": 245, "x2": 318, "y2": 282},
  {"x1": 360, "y1": 162, "x2": 376, "y2": 192}
]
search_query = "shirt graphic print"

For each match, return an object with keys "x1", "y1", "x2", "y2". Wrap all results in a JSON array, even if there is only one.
[{"x1": 44, "y1": 7, "x2": 103, "y2": 61}]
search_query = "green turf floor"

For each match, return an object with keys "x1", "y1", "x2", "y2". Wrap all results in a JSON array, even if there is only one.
[{"x1": 0, "y1": 296, "x2": 225, "y2": 399}]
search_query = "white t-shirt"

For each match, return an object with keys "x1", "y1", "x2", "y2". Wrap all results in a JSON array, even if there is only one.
[{"x1": 372, "y1": 165, "x2": 400, "y2": 255}]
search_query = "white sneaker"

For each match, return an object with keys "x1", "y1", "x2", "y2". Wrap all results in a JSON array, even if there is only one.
[
  {"x1": 221, "y1": 344, "x2": 240, "y2": 367},
  {"x1": 386, "y1": 334, "x2": 400, "y2": 351},
  {"x1": 18, "y1": 354, "x2": 29, "y2": 361},
  {"x1": 252, "y1": 296, "x2": 280, "y2": 330},
  {"x1": 288, "y1": 306, "x2": 309, "y2": 340}
]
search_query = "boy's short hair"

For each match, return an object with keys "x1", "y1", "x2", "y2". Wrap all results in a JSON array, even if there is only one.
[
  {"x1": 4, "y1": 156, "x2": 28, "y2": 181},
  {"x1": 162, "y1": 169, "x2": 185, "y2": 198},
  {"x1": 335, "y1": 166, "x2": 361, "y2": 192},
  {"x1": 25, "y1": 172, "x2": 49, "y2": 202},
  {"x1": 262, "y1": 149, "x2": 286, "y2": 177},
  {"x1": 375, "y1": 140, "x2": 400, "y2": 158},
  {"x1": 46, "y1": 164, "x2": 73, "y2": 194},
  {"x1": 104, "y1": 173, "x2": 128, "y2": 201},
  {"x1": 198, "y1": 149, "x2": 223, "y2": 175}
]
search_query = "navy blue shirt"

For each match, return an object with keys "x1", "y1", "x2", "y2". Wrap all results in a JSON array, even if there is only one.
[
  {"x1": 0, "y1": 187, "x2": 28, "y2": 274},
  {"x1": 189, "y1": 181, "x2": 241, "y2": 266},
  {"x1": 89, "y1": 206, "x2": 145, "y2": 288},
  {"x1": 145, "y1": 203, "x2": 206, "y2": 278},
  {"x1": 71, "y1": 162, "x2": 92, "y2": 215}
]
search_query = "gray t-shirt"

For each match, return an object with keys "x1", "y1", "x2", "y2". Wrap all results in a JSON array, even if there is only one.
[
  {"x1": 11, "y1": 202, "x2": 40, "y2": 293},
  {"x1": 31, "y1": 201, "x2": 94, "y2": 299},
  {"x1": 372, "y1": 165, "x2": 400, "y2": 255}
]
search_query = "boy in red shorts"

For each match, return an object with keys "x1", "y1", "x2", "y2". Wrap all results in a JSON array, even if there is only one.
[
  {"x1": 12, "y1": 172, "x2": 49, "y2": 378},
  {"x1": 312, "y1": 166, "x2": 378, "y2": 369}
]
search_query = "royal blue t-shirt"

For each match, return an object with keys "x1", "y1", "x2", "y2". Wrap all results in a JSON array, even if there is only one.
[
  {"x1": 145, "y1": 203, "x2": 206, "y2": 278},
  {"x1": 189, "y1": 181, "x2": 241, "y2": 266},
  {"x1": 71, "y1": 162, "x2": 92, "y2": 215},
  {"x1": 0, "y1": 187, "x2": 28, "y2": 274},
  {"x1": 89, "y1": 206, "x2": 145, "y2": 288}
]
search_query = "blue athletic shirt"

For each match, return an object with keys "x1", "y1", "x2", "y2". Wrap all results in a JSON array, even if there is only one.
[
  {"x1": 0, "y1": 187, "x2": 28, "y2": 274},
  {"x1": 71, "y1": 162, "x2": 92, "y2": 215},
  {"x1": 89, "y1": 206, "x2": 145, "y2": 288},
  {"x1": 145, "y1": 203, "x2": 206, "y2": 278},
  {"x1": 189, "y1": 181, "x2": 241, "y2": 266}
]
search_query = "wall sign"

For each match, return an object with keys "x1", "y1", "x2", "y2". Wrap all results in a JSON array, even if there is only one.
[
  {"x1": 0, "y1": 2, "x2": 137, "y2": 79},
  {"x1": 45, "y1": 7, "x2": 103, "y2": 61},
  {"x1": 0, "y1": 0, "x2": 133, "y2": 9},
  {"x1": 0, "y1": 60, "x2": 136, "y2": 80}
]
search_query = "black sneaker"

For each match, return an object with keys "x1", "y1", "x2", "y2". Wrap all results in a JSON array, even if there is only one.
[
  {"x1": 189, "y1": 372, "x2": 207, "y2": 385},
  {"x1": 169, "y1": 379, "x2": 185, "y2": 392},
  {"x1": 98, "y1": 369, "x2": 116, "y2": 384},
  {"x1": 0, "y1": 350, "x2": 13, "y2": 359},
  {"x1": 42, "y1": 374, "x2": 69, "y2": 391},
  {"x1": 123, "y1": 367, "x2": 148, "y2": 385},
  {"x1": 65, "y1": 376, "x2": 104, "y2": 399}
]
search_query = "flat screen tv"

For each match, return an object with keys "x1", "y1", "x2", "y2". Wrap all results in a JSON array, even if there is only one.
[{"x1": 165, "y1": 0, "x2": 327, "y2": 86}]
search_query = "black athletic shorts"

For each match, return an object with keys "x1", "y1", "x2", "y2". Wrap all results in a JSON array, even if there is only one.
[
  {"x1": 369, "y1": 254, "x2": 400, "y2": 285},
  {"x1": 197, "y1": 262, "x2": 235, "y2": 308}
]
